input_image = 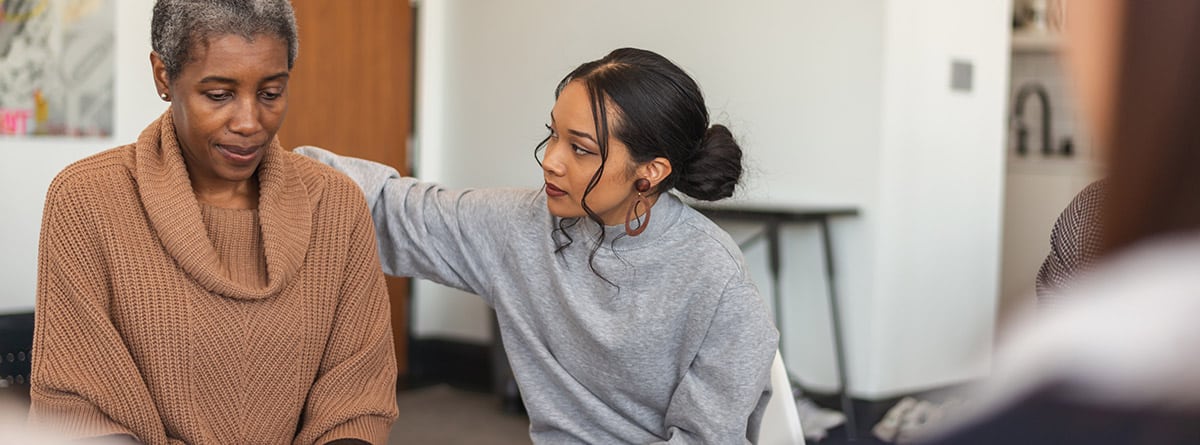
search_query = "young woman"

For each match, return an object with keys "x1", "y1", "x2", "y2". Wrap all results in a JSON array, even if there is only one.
[
  {"x1": 30, "y1": 1, "x2": 397, "y2": 444},
  {"x1": 298, "y1": 48, "x2": 779, "y2": 443}
]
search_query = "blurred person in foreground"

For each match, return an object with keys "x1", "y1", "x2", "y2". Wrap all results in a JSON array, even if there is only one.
[
  {"x1": 924, "y1": 2, "x2": 1200, "y2": 444},
  {"x1": 28, "y1": 1, "x2": 397, "y2": 444}
]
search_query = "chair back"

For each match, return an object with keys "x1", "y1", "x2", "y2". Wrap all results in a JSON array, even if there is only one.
[
  {"x1": 759, "y1": 351, "x2": 805, "y2": 444},
  {"x1": 0, "y1": 312, "x2": 34, "y2": 398}
]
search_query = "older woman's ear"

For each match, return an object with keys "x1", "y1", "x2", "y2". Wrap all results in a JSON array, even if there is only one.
[{"x1": 150, "y1": 52, "x2": 170, "y2": 101}]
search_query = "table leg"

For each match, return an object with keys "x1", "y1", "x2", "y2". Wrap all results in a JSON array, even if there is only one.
[
  {"x1": 764, "y1": 219, "x2": 785, "y2": 360},
  {"x1": 820, "y1": 216, "x2": 857, "y2": 440}
]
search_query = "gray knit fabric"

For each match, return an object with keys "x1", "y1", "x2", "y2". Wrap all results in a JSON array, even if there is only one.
[{"x1": 295, "y1": 146, "x2": 779, "y2": 444}]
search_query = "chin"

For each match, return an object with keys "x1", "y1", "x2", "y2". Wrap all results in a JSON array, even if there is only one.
[{"x1": 546, "y1": 202, "x2": 584, "y2": 219}]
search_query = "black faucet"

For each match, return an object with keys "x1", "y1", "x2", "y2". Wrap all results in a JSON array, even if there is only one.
[{"x1": 1013, "y1": 83, "x2": 1052, "y2": 156}]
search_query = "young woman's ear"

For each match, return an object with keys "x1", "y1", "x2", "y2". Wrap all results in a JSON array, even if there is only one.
[{"x1": 638, "y1": 157, "x2": 673, "y2": 191}]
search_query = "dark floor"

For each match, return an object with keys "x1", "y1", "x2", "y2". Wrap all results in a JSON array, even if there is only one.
[
  {"x1": 391, "y1": 384, "x2": 530, "y2": 445},
  {"x1": 806, "y1": 382, "x2": 973, "y2": 444},
  {"x1": 807, "y1": 394, "x2": 897, "y2": 444}
]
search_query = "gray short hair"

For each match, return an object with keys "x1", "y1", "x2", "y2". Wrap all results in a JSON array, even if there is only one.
[{"x1": 151, "y1": 0, "x2": 299, "y2": 80}]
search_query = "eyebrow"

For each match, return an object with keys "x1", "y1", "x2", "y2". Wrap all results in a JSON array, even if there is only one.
[
  {"x1": 568, "y1": 129, "x2": 597, "y2": 144},
  {"x1": 549, "y1": 112, "x2": 598, "y2": 144},
  {"x1": 198, "y1": 72, "x2": 290, "y2": 85}
]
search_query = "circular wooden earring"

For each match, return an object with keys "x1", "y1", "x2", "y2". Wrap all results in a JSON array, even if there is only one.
[
  {"x1": 160, "y1": 92, "x2": 170, "y2": 101},
  {"x1": 625, "y1": 178, "x2": 652, "y2": 236}
]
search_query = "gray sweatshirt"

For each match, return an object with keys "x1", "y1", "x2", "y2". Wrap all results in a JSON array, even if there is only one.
[{"x1": 296, "y1": 146, "x2": 779, "y2": 444}]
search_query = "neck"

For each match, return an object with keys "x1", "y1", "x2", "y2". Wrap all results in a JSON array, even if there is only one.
[{"x1": 191, "y1": 174, "x2": 260, "y2": 209}]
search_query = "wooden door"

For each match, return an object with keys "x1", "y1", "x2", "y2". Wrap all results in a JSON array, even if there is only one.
[{"x1": 279, "y1": 0, "x2": 413, "y2": 378}]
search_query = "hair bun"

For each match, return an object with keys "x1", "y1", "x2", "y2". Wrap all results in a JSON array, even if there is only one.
[{"x1": 675, "y1": 124, "x2": 743, "y2": 201}]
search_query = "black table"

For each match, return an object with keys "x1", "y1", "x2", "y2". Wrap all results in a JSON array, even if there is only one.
[{"x1": 694, "y1": 202, "x2": 861, "y2": 440}]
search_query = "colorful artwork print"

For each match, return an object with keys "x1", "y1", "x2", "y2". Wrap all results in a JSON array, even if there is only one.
[{"x1": 0, "y1": 0, "x2": 114, "y2": 137}]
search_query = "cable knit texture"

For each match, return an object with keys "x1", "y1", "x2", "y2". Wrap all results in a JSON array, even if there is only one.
[{"x1": 29, "y1": 111, "x2": 398, "y2": 445}]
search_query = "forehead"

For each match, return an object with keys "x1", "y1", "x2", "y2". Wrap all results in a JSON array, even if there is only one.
[
  {"x1": 551, "y1": 80, "x2": 627, "y2": 133},
  {"x1": 552, "y1": 81, "x2": 596, "y2": 123},
  {"x1": 181, "y1": 33, "x2": 289, "y2": 80}
]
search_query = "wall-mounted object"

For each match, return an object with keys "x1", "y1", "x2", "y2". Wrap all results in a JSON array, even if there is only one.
[
  {"x1": 0, "y1": 0, "x2": 115, "y2": 137},
  {"x1": 951, "y1": 60, "x2": 974, "y2": 92}
]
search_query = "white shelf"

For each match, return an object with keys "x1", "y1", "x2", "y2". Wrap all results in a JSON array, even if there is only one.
[{"x1": 1011, "y1": 30, "x2": 1063, "y2": 53}]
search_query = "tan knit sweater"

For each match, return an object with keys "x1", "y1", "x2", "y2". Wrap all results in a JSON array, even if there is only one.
[{"x1": 29, "y1": 111, "x2": 398, "y2": 445}]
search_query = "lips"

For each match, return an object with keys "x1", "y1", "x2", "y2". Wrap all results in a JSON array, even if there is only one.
[
  {"x1": 215, "y1": 143, "x2": 262, "y2": 164},
  {"x1": 545, "y1": 182, "x2": 566, "y2": 197}
]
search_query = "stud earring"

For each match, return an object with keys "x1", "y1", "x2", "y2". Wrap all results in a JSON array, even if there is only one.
[
  {"x1": 624, "y1": 178, "x2": 653, "y2": 236},
  {"x1": 160, "y1": 92, "x2": 169, "y2": 101}
]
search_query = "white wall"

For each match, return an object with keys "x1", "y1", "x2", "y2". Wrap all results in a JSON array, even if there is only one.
[
  {"x1": 0, "y1": 0, "x2": 163, "y2": 314},
  {"x1": 415, "y1": 0, "x2": 1010, "y2": 397},
  {"x1": 411, "y1": 0, "x2": 887, "y2": 346}
]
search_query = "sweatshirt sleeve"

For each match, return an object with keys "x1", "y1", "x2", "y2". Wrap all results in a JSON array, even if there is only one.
[
  {"x1": 655, "y1": 281, "x2": 779, "y2": 445},
  {"x1": 295, "y1": 189, "x2": 399, "y2": 445},
  {"x1": 294, "y1": 146, "x2": 520, "y2": 301},
  {"x1": 28, "y1": 178, "x2": 170, "y2": 444}
]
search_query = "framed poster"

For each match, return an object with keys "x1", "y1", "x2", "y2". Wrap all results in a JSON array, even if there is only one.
[{"x1": 0, "y1": 0, "x2": 114, "y2": 137}]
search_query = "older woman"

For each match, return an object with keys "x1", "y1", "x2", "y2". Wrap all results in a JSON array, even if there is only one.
[{"x1": 28, "y1": 1, "x2": 397, "y2": 444}]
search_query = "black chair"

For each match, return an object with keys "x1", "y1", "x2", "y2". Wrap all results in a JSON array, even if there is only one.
[{"x1": 0, "y1": 312, "x2": 35, "y2": 400}]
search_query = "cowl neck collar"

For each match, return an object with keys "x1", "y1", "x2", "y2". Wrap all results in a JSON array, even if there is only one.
[
  {"x1": 135, "y1": 110, "x2": 311, "y2": 300},
  {"x1": 568, "y1": 192, "x2": 685, "y2": 252}
]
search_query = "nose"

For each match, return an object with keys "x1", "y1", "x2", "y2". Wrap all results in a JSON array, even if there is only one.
[
  {"x1": 541, "y1": 140, "x2": 566, "y2": 177},
  {"x1": 228, "y1": 96, "x2": 264, "y2": 136}
]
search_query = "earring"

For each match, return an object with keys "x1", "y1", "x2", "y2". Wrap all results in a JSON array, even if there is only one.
[
  {"x1": 160, "y1": 92, "x2": 170, "y2": 101},
  {"x1": 625, "y1": 178, "x2": 652, "y2": 236}
]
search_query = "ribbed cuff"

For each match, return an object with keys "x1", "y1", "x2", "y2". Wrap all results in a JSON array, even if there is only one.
[
  {"x1": 27, "y1": 397, "x2": 138, "y2": 442},
  {"x1": 313, "y1": 416, "x2": 391, "y2": 445}
]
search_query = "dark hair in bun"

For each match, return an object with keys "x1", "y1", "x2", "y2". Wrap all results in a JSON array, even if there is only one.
[{"x1": 675, "y1": 124, "x2": 742, "y2": 201}]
